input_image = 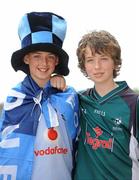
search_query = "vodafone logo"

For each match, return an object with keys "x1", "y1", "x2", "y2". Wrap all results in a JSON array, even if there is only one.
[{"x1": 34, "y1": 146, "x2": 68, "y2": 156}]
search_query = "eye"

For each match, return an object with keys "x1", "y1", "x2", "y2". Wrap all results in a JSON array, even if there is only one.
[
  {"x1": 85, "y1": 58, "x2": 94, "y2": 63},
  {"x1": 31, "y1": 54, "x2": 41, "y2": 59},
  {"x1": 48, "y1": 54, "x2": 56, "y2": 60},
  {"x1": 101, "y1": 57, "x2": 108, "y2": 61}
]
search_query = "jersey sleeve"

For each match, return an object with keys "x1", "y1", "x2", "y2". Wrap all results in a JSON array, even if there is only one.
[{"x1": 136, "y1": 96, "x2": 139, "y2": 142}]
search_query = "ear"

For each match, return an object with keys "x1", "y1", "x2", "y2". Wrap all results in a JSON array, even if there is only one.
[{"x1": 24, "y1": 55, "x2": 29, "y2": 64}]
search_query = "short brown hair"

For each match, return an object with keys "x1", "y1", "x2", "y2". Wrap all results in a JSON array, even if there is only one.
[{"x1": 76, "y1": 30, "x2": 122, "y2": 78}]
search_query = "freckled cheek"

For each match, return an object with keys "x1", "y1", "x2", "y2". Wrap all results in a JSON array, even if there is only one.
[
  {"x1": 107, "y1": 65, "x2": 114, "y2": 73},
  {"x1": 85, "y1": 65, "x2": 94, "y2": 74}
]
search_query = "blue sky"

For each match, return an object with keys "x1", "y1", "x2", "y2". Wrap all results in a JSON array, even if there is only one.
[{"x1": 0, "y1": 0, "x2": 138, "y2": 102}]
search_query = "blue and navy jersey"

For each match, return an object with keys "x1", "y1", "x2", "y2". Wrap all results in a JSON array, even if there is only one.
[{"x1": 0, "y1": 76, "x2": 79, "y2": 180}]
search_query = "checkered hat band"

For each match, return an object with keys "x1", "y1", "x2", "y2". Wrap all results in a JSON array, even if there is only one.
[
  {"x1": 21, "y1": 31, "x2": 63, "y2": 48},
  {"x1": 52, "y1": 15, "x2": 66, "y2": 41},
  {"x1": 19, "y1": 14, "x2": 66, "y2": 43},
  {"x1": 18, "y1": 14, "x2": 31, "y2": 41}
]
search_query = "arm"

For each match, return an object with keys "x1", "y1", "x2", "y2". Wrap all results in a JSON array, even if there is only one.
[{"x1": 136, "y1": 96, "x2": 139, "y2": 142}]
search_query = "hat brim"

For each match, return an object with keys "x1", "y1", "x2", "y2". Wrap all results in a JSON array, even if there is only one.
[{"x1": 11, "y1": 43, "x2": 69, "y2": 76}]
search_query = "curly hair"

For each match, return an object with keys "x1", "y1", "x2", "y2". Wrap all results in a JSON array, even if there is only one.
[{"x1": 76, "y1": 30, "x2": 122, "y2": 78}]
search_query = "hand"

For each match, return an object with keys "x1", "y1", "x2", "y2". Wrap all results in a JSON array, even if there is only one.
[{"x1": 50, "y1": 75, "x2": 67, "y2": 91}]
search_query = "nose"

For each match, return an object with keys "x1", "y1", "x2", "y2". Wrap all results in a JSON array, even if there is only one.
[
  {"x1": 41, "y1": 56, "x2": 48, "y2": 66},
  {"x1": 94, "y1": 60, "x2": 100, "y2": 69}
]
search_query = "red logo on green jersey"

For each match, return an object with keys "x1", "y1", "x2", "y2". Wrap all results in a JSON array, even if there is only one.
[
  {"x1": 93, "y1": 126, "x2": 103, "y2": 138},
  {"x1": 86, "y1": 127, "x2": 113, "y2": 150}
]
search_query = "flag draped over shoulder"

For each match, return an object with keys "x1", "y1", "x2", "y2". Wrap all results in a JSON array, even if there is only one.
[{"x1": 0, "y1": 76, "x2": 78, "y2": 180}]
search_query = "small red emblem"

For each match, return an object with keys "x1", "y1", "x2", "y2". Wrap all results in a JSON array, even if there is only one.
[{"x1": 48, "y1": 128, "x2": 58, "y2": 140}]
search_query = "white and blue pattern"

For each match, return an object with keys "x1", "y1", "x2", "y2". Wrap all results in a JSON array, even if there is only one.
[{"x1": 0, "y1": 76, "x2": 79, "y2": 180}]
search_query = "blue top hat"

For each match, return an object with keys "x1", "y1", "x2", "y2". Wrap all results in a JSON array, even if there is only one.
[{"x1": 11, "y1": 12, "x2": 69, "y2": 76}]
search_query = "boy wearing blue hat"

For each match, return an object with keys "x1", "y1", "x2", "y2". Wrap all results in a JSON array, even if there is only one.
[{"x1": 0, "y1": 12, "x2": 78, "y2": 180}]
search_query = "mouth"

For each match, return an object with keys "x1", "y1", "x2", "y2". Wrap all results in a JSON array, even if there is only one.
[
  {"x1": 38, "y1": 68, "x2": 48, "y2": 72},
  {"x1": 93, "y1": 72, "x2": 104, "y2": 78}
]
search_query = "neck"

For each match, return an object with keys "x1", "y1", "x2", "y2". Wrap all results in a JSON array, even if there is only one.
[
  {"x1": 31, "y1": 76, "x2": 50, "y2": 88},
  {"x1": 95, "y1": 81, "x2": 118, "y2": 97}
]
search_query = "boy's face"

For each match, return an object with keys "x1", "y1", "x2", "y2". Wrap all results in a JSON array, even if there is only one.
[
  {"x1": 84, "y1": 46, "x2": 115, "y2": 85},
  {"x1": 24, "y1": 51, "x2": 59, "y2": 87}
]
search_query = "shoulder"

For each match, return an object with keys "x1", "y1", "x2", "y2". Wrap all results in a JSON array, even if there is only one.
[
  {"x1": 53, "y1": 86, "x2": 78, "y2": 101},
  {"x1": 78, "y1": 88, "x2": 93, "y2": 96},
  {"x1": 63, "y1": 86, "x2": 77, "y2": 95},
  {"x1": 136, "y1": 94, "x2": 139, "y2": 106}
]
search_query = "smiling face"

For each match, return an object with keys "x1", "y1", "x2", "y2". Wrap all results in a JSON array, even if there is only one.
[
  {"x1": 84, "y1": 46, "x2": 116, "y2": 86},
  {"x1": 24, "y1": 51, "x2": 59, "y2": 87}
]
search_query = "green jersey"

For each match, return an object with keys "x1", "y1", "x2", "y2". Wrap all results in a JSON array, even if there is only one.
[{"x1": 74, "y1": 81, "x2": 139, "y2": 180}]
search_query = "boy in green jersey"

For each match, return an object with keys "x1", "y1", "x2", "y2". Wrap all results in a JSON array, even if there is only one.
[{"x1": 73, "y1": 30, "x2": 139, "y2": 180}]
